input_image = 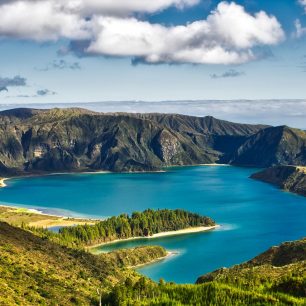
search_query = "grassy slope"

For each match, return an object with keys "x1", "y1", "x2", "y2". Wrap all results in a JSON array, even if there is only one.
[
  {"x1": 0, "y1": 222, "x2": 166, "y2": 305},
  {"x1": 103, "y1": 239, "x2": 306, "y2": 305},
  {"x1": 0, "y1": 205, "x2": 98, "y2": 228}
]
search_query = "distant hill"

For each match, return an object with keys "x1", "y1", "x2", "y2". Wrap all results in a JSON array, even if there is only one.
[
  {"x1": 0, "y1": 107, "x2": 306, "y2": 175},
  {"x1": 251, "y1": 165, "x2": 306, "y2": 196}
]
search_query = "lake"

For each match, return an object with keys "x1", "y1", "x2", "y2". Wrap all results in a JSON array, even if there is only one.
[{"x1": 1, "y1": 166, "x2": 306, "y2": 283}]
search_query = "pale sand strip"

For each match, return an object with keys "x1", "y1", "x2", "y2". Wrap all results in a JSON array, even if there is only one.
[
  {"x1": 129, "y1": 251, "x2": 178, "y2": 269},
  {"x1": 0, "y1": 178, "x2": 7, "y2": 188},
  {"x1": 89, "y1": 225, "x2": 220, "y2": 250}
]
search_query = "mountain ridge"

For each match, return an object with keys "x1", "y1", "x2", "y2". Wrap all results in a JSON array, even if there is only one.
[{"x1": 0, "y1": 107, "x2": 305, "y2": 175}]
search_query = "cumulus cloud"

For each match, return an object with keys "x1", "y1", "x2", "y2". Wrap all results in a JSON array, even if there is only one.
[
  {"x1": 210, "y1": 69, "x2": 245, "y2": 78},
  {"x1": 37, "y1": 59, "x2": 81, "y2": 71},
  {"x1": 0, "y1": 1, "x2": 285, "y2": 64},
  {"x1": 87, "y1": 2, "x2": 284, "y2": 64},
  {"x1": 0, "y1": 75, "x2": 27, "y2": 92}
]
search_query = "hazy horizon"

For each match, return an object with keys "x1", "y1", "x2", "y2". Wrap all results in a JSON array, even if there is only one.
[{"x1": 1, "y1": 99, "x2": 305, "y2": 129}]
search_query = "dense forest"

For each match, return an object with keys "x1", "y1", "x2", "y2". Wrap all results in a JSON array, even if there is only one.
[
  {"x1": 56, "y1": 209, "x2": 215, "y2": 247},
  {"x1": 102, "y1": 275, "x2": 306, "y2": 305}
]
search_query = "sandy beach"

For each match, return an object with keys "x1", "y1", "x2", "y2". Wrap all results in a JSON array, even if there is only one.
[
  {"x1": 0, "y1": 178, "x2": 7, "y2": 188},
  {"x1": 129, "y1": 250, "x2": 178, "y2": 269},
  {"x1": 90, "y1": 225, "x2": 220, "y2": 250}
]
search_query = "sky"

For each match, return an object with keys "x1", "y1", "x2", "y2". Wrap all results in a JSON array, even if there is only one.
[{"x1": 0, "y1": 0, "x2": 305, "y2": 105}]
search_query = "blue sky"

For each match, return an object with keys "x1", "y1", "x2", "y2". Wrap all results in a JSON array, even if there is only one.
[{"x1": 0, "y1": 0, "x2": 305, "y2": 103}]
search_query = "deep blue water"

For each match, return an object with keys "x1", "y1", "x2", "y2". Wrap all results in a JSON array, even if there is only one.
[{"x1": 1, "y1": 166, "x2": 306, "y2": 283}]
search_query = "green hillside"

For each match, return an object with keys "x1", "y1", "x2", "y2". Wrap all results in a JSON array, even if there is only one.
[
  {"x1": 103, "y1": 239, "x2": 306, "y2": 305},
  {"x1": 0, "y1": 221, "x2": 166, "y2": 305}
]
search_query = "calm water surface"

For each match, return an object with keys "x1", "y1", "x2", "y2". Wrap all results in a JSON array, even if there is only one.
[{"x1": 1, "y1": 166, "x2": 306, "y2": 283}]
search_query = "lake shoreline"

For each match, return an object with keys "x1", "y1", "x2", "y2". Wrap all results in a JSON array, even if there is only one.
[
  {"x1": 0, "y1": 163, "x2": 231, "y2": 189},
  {"x1": 89, "y1": 225, "x2": 220, "y2": 251},
  {"x1": 129, "y1": 251, "x2": 179, "y2": 269},
  {"x1": 0, "y1": 178, "x2": 7, "y2": 188}
]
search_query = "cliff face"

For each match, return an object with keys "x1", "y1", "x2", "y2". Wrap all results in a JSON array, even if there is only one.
[
  {"x1": 0, "y1": 108, "x2": 266, "y2": 175},
  {"x1": 1, "y1": 107, "x2": 306, "y2": 176},
  {"x1": 251, "y1": 166, "x2": 306, "y2": 197}
]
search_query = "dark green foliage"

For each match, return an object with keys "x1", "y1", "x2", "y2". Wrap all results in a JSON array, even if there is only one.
[
  {"x1": 56, "y1": 209, "x2": 215, "y2": 247},
  {"x1": 229, "y1": 126, "x2": 306, "y2": 167}
]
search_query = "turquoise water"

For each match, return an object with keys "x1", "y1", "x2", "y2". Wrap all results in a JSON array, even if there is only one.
[{"x1": 1, "y1": 166, "x2": 306, "y2": 283}]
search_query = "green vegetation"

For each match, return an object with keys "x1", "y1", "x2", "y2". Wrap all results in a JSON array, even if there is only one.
[
  {"x1": 103, "y1": 278, "x2": 305, "y2": 305},
  {"x1": 0, "y1": 221, "x2": 167, "y2": 305},
  {"x1": 0, "y1": 108, "x2": 268, "y2": 175},
  {"x1": 59, "y1": 209, "x2": 215, "y2": 246},
  {"x1": 1, "y1": 212, "x2": 306, "y2": 305},
  {"x1": 99, "y1": 246, "x2": 167, "y2": 268},
  {"x1": 0, "y1": 205, "x2": 97, "y2": 228},
  {"x1": 28, "y1": 209, "x2": 215, "y2": 247},
  {"x1": 103, "y1": 239, "x2": 306, "y2": 305}
]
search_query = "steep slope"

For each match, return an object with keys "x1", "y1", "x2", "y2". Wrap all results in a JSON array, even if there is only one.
[
  {"x1": 0, "y1": 221, "x2": 166, "y2": 305},
  {"x1": 251, "y1": 165, "x2": 306, "y2": 196},
  {"x1": 229, "y1": 126, "x2": 306, "y2": 167},
  {"x1": 139, "y1": 113, "x2": 268, "y2": 159},
  {"x1": 0, "y1": 108, "x2": 266, "y2": 175},
  {"x1": 1, "y1": 107, "x2": 306, "y2": 175}
]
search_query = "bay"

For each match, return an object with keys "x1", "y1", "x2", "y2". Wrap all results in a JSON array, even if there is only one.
[{"x1": 1, "y1": 166, "x2": 305, "y2": 283}]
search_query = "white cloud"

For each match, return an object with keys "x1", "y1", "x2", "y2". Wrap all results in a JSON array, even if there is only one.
[
  {"x1": 87, "y1": 2, "x2": 285, "y2": 64},
  {"x1": 299, "y1": 0, "x2": 306, "y2": 11},
  {"x1": 0, "y1": 1, "x2": 90, "y2": 41},
  {"x1": 0, "y1": 1, "x2": 285, "y2": 64},
  {"x1": 64, "y1": 0, "x2": 199, "y2": 16},
  {"x1": 294, "y1": 19, "x2": 306, "y2": 38}
]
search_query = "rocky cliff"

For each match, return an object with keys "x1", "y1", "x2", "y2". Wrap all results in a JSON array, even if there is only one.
[
  {"x1": 251, "y1": 165, "x2": 306, "y2": 196},
  {"x1": 0, "y1": 108, "x2": 266, "y2": 175}
]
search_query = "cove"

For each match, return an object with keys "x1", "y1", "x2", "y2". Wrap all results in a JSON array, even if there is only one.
[{"x1": 1, "y1": 166, "x2": 306, "y2": 283}]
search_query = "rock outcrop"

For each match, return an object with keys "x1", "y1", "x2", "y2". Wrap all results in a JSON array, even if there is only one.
[{"x1": 251, "y1": 165, "x2": 306, "y2": 197}]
